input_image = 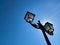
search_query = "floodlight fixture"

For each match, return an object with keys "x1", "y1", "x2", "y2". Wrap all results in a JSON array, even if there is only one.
[
  {"x1": 44, "y1": 22, "x2": 54, "y2": 35},
  {"x1": 24, "y1": 11, "x2": 35, "y2": 23}
]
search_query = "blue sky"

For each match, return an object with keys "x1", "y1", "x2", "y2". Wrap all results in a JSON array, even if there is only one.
[{"x1": 0, "y1": 0, "x2": 60, "y2": 45}]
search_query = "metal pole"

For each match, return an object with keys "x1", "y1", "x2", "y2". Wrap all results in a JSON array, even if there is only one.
[{"x1": 42, "y1": 30, "x2": 51, "y2": 45}]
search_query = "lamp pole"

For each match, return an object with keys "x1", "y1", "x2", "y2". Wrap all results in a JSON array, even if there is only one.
[
  {"x1": 24, "y1": 11, "x2": 54, "y2": 45},
  {"x1": 42, "y1": 29, "x2": 51, "y2": 45}
]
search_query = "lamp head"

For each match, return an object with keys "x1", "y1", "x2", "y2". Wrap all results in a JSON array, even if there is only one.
[
  {"x1": 44, "y1": 22, "x2": 54, "y2": 35},
  {"x1": 24, "y1": 11, "x2": 35, "y2": 23}
]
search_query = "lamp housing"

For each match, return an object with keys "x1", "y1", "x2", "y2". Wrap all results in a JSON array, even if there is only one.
[
  {"x1": 44, "y1": 22, "x2": 54, "y2": 35},
  {"x1": 24, "y1": 11, "x2": 35, "y2": 23}
]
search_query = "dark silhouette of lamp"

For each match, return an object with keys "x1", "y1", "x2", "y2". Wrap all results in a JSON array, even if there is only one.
[
  {"x1": 44, "y1": 22, "x2": 54, "y2": 35},
  {"x1": 24, "y1": 11, "x2": 54, "y2": 45},
  {"x1": 24, "y1": 11, "x2": 35, "y2": 23}
]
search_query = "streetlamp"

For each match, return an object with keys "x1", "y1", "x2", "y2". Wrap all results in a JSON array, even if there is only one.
[{"x1": 24, "y1": 11, "x2": 54, "y2": 45}]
